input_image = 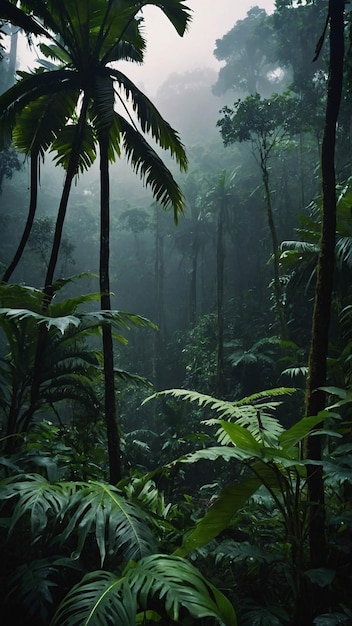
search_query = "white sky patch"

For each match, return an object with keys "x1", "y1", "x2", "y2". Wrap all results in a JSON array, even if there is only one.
[{"x1": 16, "y1": 0, "x2": 275, "y2": 96}]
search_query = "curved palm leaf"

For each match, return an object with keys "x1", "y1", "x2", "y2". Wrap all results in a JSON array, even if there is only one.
[
  {"x1": 51, "y1": 554, "x2": 237, "y2": 626},
  {"x1": 12, "y1": 89, "x2": 78, "y2": 157},
  {"x1": 0, "y1": 474, "x2": 157, "y2": 568},
  {"x1": 0, "y1": 473, "x2": 70, "y2": 535},
  {"x1": 51, "y1": 570, "x2": 136, "y2": 626},
  {"x1": 59, "y1": 481, "x2": 157, "y2": 565},
  {"x1": 0, "y1": 68, "x2": 80, "y2": 141},
  {"x1": 0, "y1": 0, "x2": 48, "y2": 37},
  {"x1": 51, "y1": 121, "x2": 97, "y2": 172},
  {"x1": 146, "y1": 388, "x2": 294, "y2": 443},
  {"x1": 109, "y1": 67, "x2": 188, "y2": 169},
  {"x1": 119, "y1": 114, "x2": 185, "y2": 219}
]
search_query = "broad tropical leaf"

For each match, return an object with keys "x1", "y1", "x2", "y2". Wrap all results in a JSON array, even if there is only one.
[
  {"x1": 52, "y1": 554, "x2": 237, "y2": 626},
  {"x1": 59, "y1": 481, "x2": 157, "y2": 566},
  {"x1": 0, "y1": 473, "x2": 70, "y2": 535},
  {"x1": 6, "y1": 556, "x2": 82, "y2": 624},
  {"x1": 51, "y1": 570, "x2": 136, "y2": 626},
  {"x1": 174, "y1": 473, "x2": 264, "y2": 557}
]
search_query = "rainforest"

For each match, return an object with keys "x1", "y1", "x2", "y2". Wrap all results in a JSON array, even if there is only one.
[{"x1": 0, "y1": 1, "x2": 351, "y2": 625}]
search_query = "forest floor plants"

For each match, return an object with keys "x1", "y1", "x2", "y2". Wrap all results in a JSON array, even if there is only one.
[
  {"x1": 0, "y1": 462, "x2": 237, "y2": 625},
  {"x1": 146, "y1": 387, "x2": 352, "y2": 625}
]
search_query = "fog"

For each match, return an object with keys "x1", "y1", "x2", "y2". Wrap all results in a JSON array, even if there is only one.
[
  {"x1": 17, "y1": 1, "x2": 275, "y2": 96},
  {"x1": 117, "y1": 0, "x2": 275, "y2": 96}
]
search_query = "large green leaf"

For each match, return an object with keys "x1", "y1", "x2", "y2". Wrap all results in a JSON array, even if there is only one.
[
  {"x1": 174, "y1": 473, "x2": 263, "y2": 557},
  {"x1": 126, "y1": 554, "x2": 236, "y2": 625},
  {"x1": 7, "y1": 556, "x2": 82, "y2": 624},
  {"x1": 117, "y1": 113, "x2": 186, "y2": 220},
  {"x1": 219, "y1": 421, "x2": 263, "y2": 456},
  {"x1": 51, "y1": 554, "x2": 237, "y2": 626},
  {"x1": 59, "y1": 481, "x2": 156, "y2": 566},
  {"x1": 51, "y1": 570, "x2": 136, "y2": 626},
  {"x1": 146, "y1": 388, "x2": 294, "y2": 443},
  {"x1": 0, "y1": 473, "x2": 70, "y2": 535},
  {"x1": 279, "y1": 414, "x2": 327, "y2": 451},
  {"x1": 12, "y1": 89, "x2": 77, "y2": 157}
]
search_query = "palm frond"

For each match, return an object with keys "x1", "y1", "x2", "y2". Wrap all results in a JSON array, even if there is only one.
[
  {"x1": 0, "y1": 473, "x2": 70, "y2": 536},
  {"x1": 110, "y1": 70, "x2": 188, "y2": 169},
  {"x1": 0, "y1": 307, "x2": 156, "y2": 337},
  {"x1": 281, "y1": 366, "x2": 308, "y2": 379},
  {"x1": 0, "y1": 68, "x2": 80, "y2": 143},
  {"x1": 60, "y1": 481, "x2": 157, "y2": 566},
  {"x1": 51, "y1": 569, "x2": 136, "y2": 626},
  {"x1": 213, "y1": 539, "x2": 280, "y2": 566},
  {"x1": 0, "y1": 0, "x2": 48, "y2": 37},
  {"x1": 6, "y1": 556, "x2": 82, "y2": 624},
  {"x1": 52, "y1": 554, "x2": 237, "y2": 626},
  {"x1": 12, "y1": 90, "x2": 78, "y2": 157},
  {"x1": 144, "y1": 0, "x2": 192, "y2": 37},
  {"x1": 126, "y1": 554, "x2": 236, "y2": 625},
  {"x1": 145, "y1": 388, "x2": 293, "y2": 443},
  {"x1": 117, "y1": 113, "x2": 185, "y2": 220},
  {"x1": 336, "y1": 234, "x2": 352, "y2": 269},
  {"x1": 51, "y1": 121, "x2": 97, "y2": 173}
]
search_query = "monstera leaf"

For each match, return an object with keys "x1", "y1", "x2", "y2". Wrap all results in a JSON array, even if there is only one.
[{"x1": 51, "y1": 554, "x2": 237, "y2": 626}]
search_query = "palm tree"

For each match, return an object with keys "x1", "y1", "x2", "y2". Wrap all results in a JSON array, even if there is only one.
[{"x1": 0, "y1": 0, "x2": 190, "y2": 483}]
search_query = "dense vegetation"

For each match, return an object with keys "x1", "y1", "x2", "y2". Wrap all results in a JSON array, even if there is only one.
[{"x1": 0, "y1": 1, "x2": 352, "y2": 625}]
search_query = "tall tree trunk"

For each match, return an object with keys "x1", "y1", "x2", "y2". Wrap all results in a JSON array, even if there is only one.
[
  {"x1": 261, "y1": 160, "x2": 286, "y2": 339},
  {"x1": 3, "y1": 153, "x2": 38, "y2": 282},
  {"x1": 99, "y1": 129, "x2": 121, "y2": 485},
  {"x1": 153, "y1": 207, "x2": 166, "y2": 389},
  {"x1": 304, "y1": 0, "x2": 344, "y2": 578},
  {"x1": 216, "y1": 202, "x2": 225, "y2": 398},
  {"x1": 189, "y1": 235, "x2": 198, "y2": 327},
  {"x1": 42, "y1": 96, "x2": 89, "y2": 306},
  {"x1": 17, "y1": 99, "x2": 90, "y2": 437}
]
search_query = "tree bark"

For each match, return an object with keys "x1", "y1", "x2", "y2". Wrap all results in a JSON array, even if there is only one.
[
  {"x1": 99, "y1": 129, "x2": 121, "y2": 485},
  {"x1": 261, "y1": 160, "x2": 286, "y2": 339},
  {"x1": 3, "y1": 153, "x2": 38, "y2": 282},
  {"x1": 216, "y1": 201, "x2": 225, "y2": 398},
  {"x1": 18, "y1": 97, "x2": 90, "y2": 435},
  {"x1": 304, "y1": 0, "x2": 344, "y2": 572}
]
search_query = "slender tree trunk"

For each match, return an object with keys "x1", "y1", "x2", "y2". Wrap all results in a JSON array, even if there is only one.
[
  {"x1": 216, "y1": 202, "x2": 225, "y2": 397},
  {"x1": 3, "y1": 153, "x2": 38, "y2": 282},
  {"x1": 42, "y1": 96, "x2": 89, "y2": 306},
  {"x1": 189, "y1": 235, "x2": 198, "y2": 327},
  {"x1": 261, "y1": 160, "x2": 286, "y2": 339},
  {"x1": 18, "y1": 98, "x2": 90, "y2": 435},
  {"x1": 154, "y1": 207, "x2": 166, "y2": 388},
  {"x1": 304, "y1": 0, "x2": 344, "y2": 582},
  {"x1": 99, "y1": 130, "x2": 121, "y2": 485}
]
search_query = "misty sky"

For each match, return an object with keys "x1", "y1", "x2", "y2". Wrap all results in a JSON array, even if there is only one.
[
  {"x1": 120, "y1": 0, "x2": 275, "y2": 95},
  {"x1": 17, "y1": 1, "x2": 275, "y2": 95}
]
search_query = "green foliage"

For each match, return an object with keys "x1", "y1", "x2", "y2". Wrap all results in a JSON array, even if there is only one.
[
  {"x1": 0, "y1": 280, "x2": 156, "y2": 441},
  {"x1": 217, "y1": 92, "x2": 299, "y2": 151},
  {"x1": 146, "y1": 385, "x2": 352, "y2": 623},
  {"x1": 51, "y1": 555, "x2": 237, "y2": 626},
  {"x1": 0, "y1": 470, "x2": 237, "y2": 625}
]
